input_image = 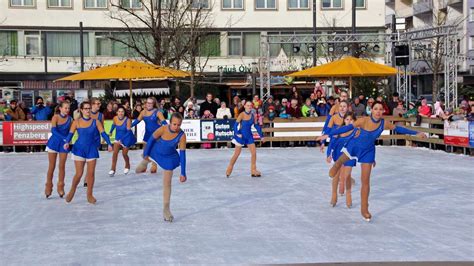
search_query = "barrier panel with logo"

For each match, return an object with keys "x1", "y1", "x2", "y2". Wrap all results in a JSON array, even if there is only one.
[
  {"x1": 444, "y1": 120, "x2": 473, "y2": 148},
  {"x1": 2, "y1": 121, "x2": 51, "y2": 145}
]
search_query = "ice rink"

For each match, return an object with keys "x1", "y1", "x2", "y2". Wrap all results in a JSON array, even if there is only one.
[{"x1": 1, "y1": 146, "x2": 473, "y2": 264}]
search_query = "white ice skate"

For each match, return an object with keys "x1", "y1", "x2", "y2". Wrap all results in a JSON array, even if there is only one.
[
  {"x1": 108, "y1": 170, "x2": 115, "y2": 177},
  {"x1": 124, "y1": 168, "x2": 130, "y2": 175}
]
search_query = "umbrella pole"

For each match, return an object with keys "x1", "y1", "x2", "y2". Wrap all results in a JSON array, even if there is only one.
[
  {"x1": 129, "y1": 79, "x2": 133, "y2": 110},
  {"x1": 349, "y1": 76, "x2": 352, "y2": 99}
]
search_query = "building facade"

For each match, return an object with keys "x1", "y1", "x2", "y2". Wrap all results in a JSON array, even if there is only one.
[{"x1": 0, "y1": 0, "x2": 386, "y2": 104}]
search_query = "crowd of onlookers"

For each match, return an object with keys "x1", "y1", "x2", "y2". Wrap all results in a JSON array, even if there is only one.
[{"x1": 1, "y1": 90, "x2": 473, "y2": 124}]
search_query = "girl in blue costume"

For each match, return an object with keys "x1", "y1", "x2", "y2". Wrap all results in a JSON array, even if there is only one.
[
  {"x1": 63, "y1": 101, "x2": 113, "y2": 204},
  {"x1": 320, "y1": 91, "x2": 349, "y2": 153},
  {"x1": 83, "y1": 97, "x2": 105, "y2": 187},
  {"x1": 108, "y1": 106, "x2": 137, "y2": 177},
  {"x1": 319, "y1": 112, "x2": 358, "y2": 208},
  {"x1": 319, "y1": 101, "x2": 427, "y2": 221},
  {"x1": 44, "y1": 101, "x2": 72, "y2": 198},
  {"x1": 226, "y1": 101, "x2": 265, "y2": 178},
  {"x1": 132, "y1": 97, "x2": 167, "y2": 174},
  {"x1": 138, "y1": 113, "x2": 187, "y2": 222}
]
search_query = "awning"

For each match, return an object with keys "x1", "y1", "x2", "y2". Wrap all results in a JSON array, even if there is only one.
[{"x1": 114, "y1": 88, "x2": 170, "y2": 97}]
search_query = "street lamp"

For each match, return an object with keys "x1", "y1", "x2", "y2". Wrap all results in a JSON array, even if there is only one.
[{"x1": 251, "y1": 62, "x2": 257, "y2": 96}]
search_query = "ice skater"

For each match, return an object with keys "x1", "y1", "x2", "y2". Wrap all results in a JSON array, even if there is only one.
[
  {"x1": 318, "y1": 101, "x2": 427, "y2": 221},
  {"x1": 226, "y1": 101, "x2": 265, "y2": 178},
  {"x1": 136, "y1": 113, "x2": 187, "y2": 222},
  {"x1": 323, "y1": 111, "x2": 358, "y2": 208},
  {"x1": 320, "y1": 91, "x2": 349, "y2": 152},
  {"x1": 108, "y1": 106, "x2": 137, "y2": 177},
  {"x1": 82, "y1": 97, "x2": 105, "y2": 187},
  {"x1": 63, "y1": 101, "x2": 113, "y2": 204},
  {"x1": 131, "y1": 97, "x2": 167, "y2": 173},
  {"x1": 44, "y1": 101, "x2": 72, "y2": 198}
]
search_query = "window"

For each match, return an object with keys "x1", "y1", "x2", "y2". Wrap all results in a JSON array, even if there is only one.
[
  {"x1": 191, "y1": 0, "x2": 209, "y2": 9},
  {"x1": 321, "y1": 0, "x2": 342, "y2": 9},
  {"x1": 356, "y1": 0, "x2": 365, "y2": 8},
  {"x1": 256, "y1": 0, "x2": 276, "y2": 9},
  {"x1": 470, "y1": 36, "x2": 474, "y2": 50},
  {"x1": 222, "y1": 0, "x2": 243, "y2": 9},
  {"x1": 95, "y1": 33, "x2": 112, "y2": 56},
  {"x1": 288, "y1": 0, "x2": 308, "y2": 9},
  {"x1": 0, "y1": 32, "x2": 18, "y2": 56},
  {"x1": 84, "y1": 0, "x2": 107, "y2": 8},
  {"x1": 228, "y1": 33, "x2": 242, "y2": 56},
  {"x1": 158, "y1": 0, "x2": 176, "y2": 9},
  {"x1": 25, "y1": 31, "x2": 40, "y2": 56},
  {"x1": 200, "y1": 34, "x2": 220, "y2": 57},
  {"x1": 243, "y1": 33, "x2": 260, "y2": 57},
  {"x1": 46, "y1": 32, "x2": 89, "y2": 57},
  {"x1": 47, "y1": 0, "x2": 72, "y2": 8},
  {"x1": 470, "y1": 8, "x2": 474, "y2": 22},
  {"x1": 120, "y1": 0, "x2": 142, "y2": 9},
  {"x1": 10, "y1": 0, "x2": 35, "y2": 7}
]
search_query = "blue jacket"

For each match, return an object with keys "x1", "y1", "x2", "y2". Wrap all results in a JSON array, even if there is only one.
[{"x1": 31, "y1": 105, "x2": 52, "y2": 121}]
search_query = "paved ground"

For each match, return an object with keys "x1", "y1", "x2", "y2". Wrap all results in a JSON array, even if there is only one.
[{"x1": 1, "y1": 147, "x2": 473, "y2": 264}]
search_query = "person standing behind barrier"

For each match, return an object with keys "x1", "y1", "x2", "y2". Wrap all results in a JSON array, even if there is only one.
[
  {"x1": 351, "y1": 97, "x2": 366, "y2": 117},
  {"x1": 216, "y1": 102, "x2": 231, "y2": 119},
  {"x1": 4, "y1": 99, "x2": 26, "y2": 121},
  {"x1": 108, "y1": 106, "x2": 137, "y2": 177},
  {"x1": 318, "y1": 101, "x2": 427, "y2": 221},
  {"x1": 226, "y1": 101, "x2": 265, "y2": 178},
  {"x1": 103, "y1": 101, "x2": 116, "y2": 120},
  {"x1": 365, "y1": 98, "x2": 374, "y2": 116},
  {"x1": 138, "y1": 113, "x2": 187, "y2": 222},
  {"x1": 200, "y1": 93, "x2": 219, "y2": 117},
  {"x1": 63, "y1": 101, "x2": 113, "y2": 204},
  {"x1": 31, "y1": 97, "x2": 52, "y2": 121},
  {"x1": 44, "y1": 101, "x2": 72, "y2": 198},
  {"x1": 131, "y1": 97, "x2": 167, "y2": 173}
]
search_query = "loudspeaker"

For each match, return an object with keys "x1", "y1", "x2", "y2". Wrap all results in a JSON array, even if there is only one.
[
  {"x1": 395, "y1": 45, "x2": 409, "y2": 57},
  {"x1": 395, "y1": 56, "x2": 409, "y2": 66}
]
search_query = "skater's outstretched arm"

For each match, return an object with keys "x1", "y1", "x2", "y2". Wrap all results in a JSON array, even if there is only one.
[
  {"x1": 63, "y1": 121, "x2": 78, "y2": 149},
  {"x1": 131, "y1": 111, "x2": 145, "y2": 128},
  {"x1": 109, "y1": 118, "x2": 116, "y2": 135},
  {"x1": 157, "y1": 111, "x2": 168, "y2": 125},
  {"x1": 143, "y1": 126, "x2": 165, "y2": 158},
  {"x1": 96, "y1": 120, "x2": 113, "y2": 151},
  {"x1": 384, "y1": 122, "x2": 427, "y2": 138},
  {"x1": 179, "y1": 133, "x2": 187, "y2": 182}
]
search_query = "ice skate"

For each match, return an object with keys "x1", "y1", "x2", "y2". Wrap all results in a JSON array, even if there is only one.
[
  {"x1": 124, "y1": 168, "x2": 130, "y2": 175},
  {"x1": 361, "y1": 189, "x2": 371, "y2": 222},
  {"x1": 57, "y1": 182, "x2": 65, "y2": 198},
  {"x1": 45, "y1": 182, "x2": 53, "y2": 198},
  {"x1": 330, "y1": 193, "x2": 337, "y2": 207},
  {"x1": 65, "y1": 188, "x2": 76, "y2": 203},
  {"x1": 163, "y1": 203, "x2": 173, "y2": 222},
  {"x1": 251, "y1": 170, "x2": 262, "y2": 177},
  {"x1": 108, "y1": 170, "x2": 115, "y2": 177},
  {"x1": 135, "y1": 159, "x2": 149, "y2": 173},
  {"x1": 83, "y1": 182, "x2": 87, "y2": 187},
  {"x1": 87, "y1": 194, "x2": 97, "y2": 204}
]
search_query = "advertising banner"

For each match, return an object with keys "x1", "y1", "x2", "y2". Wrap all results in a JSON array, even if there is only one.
[
  {"x1": 213, "y1": 119, "x2": 235, "y2": 141},
  {"x1": 469, "y1": 121, "x2": 474, "y2": 148},
  {"x1": 2, "y1": 121, "x2": 51, "y2": 145},
  {"x1": 200, "y1": 120, "x2": 215, "y2": 141},
  {"x1": 181, "y1": 119, "x2": 201, "y2": 142},
  {"x1": 444, "y1": 120, "x2": 472, "y2": 148}
]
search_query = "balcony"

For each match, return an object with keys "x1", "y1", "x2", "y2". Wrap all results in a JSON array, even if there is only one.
[
  {"x1": 447, "y1": 0, "x2": 462, "y2": 6},
  {"x1": 413, "y1": 0, "x2": 433, "y2": 16}
]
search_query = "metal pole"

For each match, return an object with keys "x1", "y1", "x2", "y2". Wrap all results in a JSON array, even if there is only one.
[
  {"x1": 43, "y1": 32, "x2": 48, "y2": 91},
  {"x1": 312, "y1": 0, "x2": 317, "y2": 66},
  {"x1": 79, "y1": 22, "x2": 85, "y2": 97},
  {"x1": 351, "y1": 0, "x2": 356, "y2": 56},
  {"x1": 391, "y1": 14, "x2": 397, "y2": 93}
]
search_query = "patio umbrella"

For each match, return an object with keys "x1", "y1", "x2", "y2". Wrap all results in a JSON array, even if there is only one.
[
  {"x1": 55, "y1": 60, "x2": 190, "y2": 107},
  {"x1": 287, "y1": 56, "x2": 398, "y2": 97}
]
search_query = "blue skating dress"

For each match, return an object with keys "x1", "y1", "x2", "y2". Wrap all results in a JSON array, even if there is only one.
[
  {"x1": 334, "y1": 129, "x2": 358, "y2": 167},
  {"x1": 232, "y1": 112, "x2": 263, "y2": 146},
  {"x1": 326, "y1": 113, "x2": 344, "y2": 161},
  {"x1": 147, "y1": 128, "x2": 185, "y2": 170},
  {"x1": 91, "y1": 111, "x2": 103, "y2": 148},
  {"x1": 46, "y1": 115, "x2": 72, "y2": 153},
  {"x1": 72, "y1": 119, "x2": 100, "y2": 160},
  {"x1": 143, "y1": 110, "x2": 163, "y2": 143},
  {"x1": 342, "y1": 118, "x2": 385, "y2": 164},
  {"x1": 112, "y1": 117, "x2": 136, "y2": 148}
]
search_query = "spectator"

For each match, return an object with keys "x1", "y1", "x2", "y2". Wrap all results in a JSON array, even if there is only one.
[
  {"x1": 112, "y1": 102, "x2": 119, "y2": 113},
  {"x1": 387, "y1": 92, "x2": 400, "y2": 115},
  {"x1": 415, "y1": 98, "x2": 432, "y2": 126},
  {"x1": 431, "y1": 100, "x2": 445, "y2": 118},
  {"x1": 216, "y1": 102, "x2": 232, "y2": 119},
  {"x1": 19, "y1": 101, "x2": 32, "y2": 120},
  {"x1": 201, "y1": 109, "x2": 214, "y2": 119},
  {"x1": 184, "y1": 101, "x2": 195, "y2": 118},
  {"x1": 185, "y1": 109, "x2": 198, "y2": 119},
  {"x1": 351, "y1": 97, "x2": 366, "y2": 117},
  {"x1": 301, "y1": 98, "x2": 313, "y2": 117},
  {"x1": 403, "y1": 102, "x2": 418, "y2": 118},
  {"x1": 327, "y1": 96, "x2": 335, "y2": 109},
  {"x1": 67, "y1": 95, "x2": 78, "y2": 115},
  {"x1": 123, "y1": 100, "x2": 132, "y2": 118},
  {"x1": 460, "y1": 100, "x2": 470, "y2": 114},
  {"x1": 5, "y1": 99, "x2": 26, "y2": 121},
  {"x1": 393, "y1": 101, "x2": 407, "y2": 118},
  {"x1": 266, "y1": 105, "x2": 277, "y2": 121},
  {"x1": 358, "y1": 94, "x2": 367, "y2": 106},
  {"x1": 103, "y1": 101, "x2": 116, "y2": 120},
  {"x1": 252, "y1": 94, "x2": 263, "y2": 110},
  {"x1": 0, "y1": 99, "x2": 7, "y2": 120},
  {"x1": 263, "y1": 95, "x2": 276, "y2": 116},
  {"x1": 467, "y1": 105, "x2": 474, "y2": 121},
  {"x1": 286, "y1": 99, "x2": 301, "y2": 118},
  {"x1": 376, "y1": 96, "x2": 390, "y2": 115},
  {"x1": 214, "y1": 97, "x2": 221, "y2": 107},
  {"x1": 281, "y1": 98, "x2": 289, "y2": 109},
  {"x1": 366, "y1": 97, "x2": 375, "y2": 115},
  {"x1": 316, "y1": 99, "x2": 329, "y2": 116},
  {"x1": 31, "y1": 96, "x2": 51, "y2": 121},
  {"x1": 315, "y1": 90, "x2": 324, "y2": 102},
  {"x1": 173, "y1": 97, "x2": 184, "y2": 115},
  {"x1": 200, "y1": 93, "x2": 219, "y2": 117},
  {"x1": 289, "y1": 86, "x2": 303, "y2": 104},
  {"x1": 273, "y1": 98, "x2": 281, "y2": 116},
  {"x1": 132, "y1": 103, "x2": 142, "y2": 119},
  {"x1": 230, "y1": 95, "x2": 241, "y2": 118}
]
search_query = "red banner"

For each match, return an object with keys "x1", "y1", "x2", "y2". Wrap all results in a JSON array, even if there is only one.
[{"x1": 2, "y1": 121, "x2": 51, "y2": 145}]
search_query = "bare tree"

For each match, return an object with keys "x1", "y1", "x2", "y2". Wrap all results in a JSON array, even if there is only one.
[{"x1": 108, "y1": 0, "x2": 215, "y2": 97}]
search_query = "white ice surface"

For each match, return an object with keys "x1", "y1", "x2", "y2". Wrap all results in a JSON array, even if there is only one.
[{"x1": 1, "y1": 147, "x2": 473, "y2": 264}]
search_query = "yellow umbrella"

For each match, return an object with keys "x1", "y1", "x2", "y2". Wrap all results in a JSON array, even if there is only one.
[
  {"x1": 56, "y1": 60, "x2": 190, "y2": 107},
  {"x1": 287, "y1": 56, "x2": 398, "y2": 97}
]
